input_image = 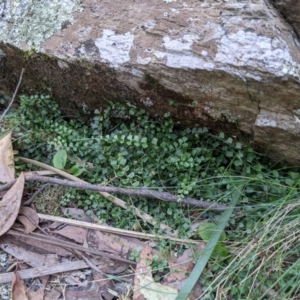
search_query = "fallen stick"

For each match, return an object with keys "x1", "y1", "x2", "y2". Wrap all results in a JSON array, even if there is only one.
[
  {"x1": 24, "y1": 173, "x2": 228, "y2": 211},
  {"x1": 0, "y1": 260, "x2": 99, "y2": 284},
  {"x1": 36, "y1": 213, "x2": 204, "y2": 245},
  {"x1": 8, "y1": 229, "x2": 134, "y2": 264},
  {"x1": 17, "y1": 157, "x2": 177, "y2": 234}
]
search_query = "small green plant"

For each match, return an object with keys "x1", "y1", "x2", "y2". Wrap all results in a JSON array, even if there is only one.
[
  {"x1": 2, "y1": 93, "x2": 300, "y2": 299},
  {"x1": 53, "y1": 149, "x2": 67, "y2": 169},
  {"x1": 196, "y1": 222, "x2": 228, "y2": 259},
  {"x1": 151, "y1": 255, "x2": 169, "y2": 281},
  {"x1": 129, "y1": 247, "x2": 142, "y2": 263},
  {"x1": 52, "y1": 149, "x2": 86, "y2": 176}
]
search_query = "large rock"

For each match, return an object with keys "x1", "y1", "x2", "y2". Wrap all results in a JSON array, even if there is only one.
[
  {"x1": 272, "y1": 0, "x2": 300, "y2": 39},
  {"x1": 0, "y1": 0, "x2": 300, "y2": 163}
]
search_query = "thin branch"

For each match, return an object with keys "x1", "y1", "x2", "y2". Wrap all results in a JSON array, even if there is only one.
[
  {"x1": 37, "y1": 213, "x2": 203, "y2": 245},
  {"x1": 24, "y1": 174, "x2": 228, "y2": 211},
  {"x1": 17, "y1": 157, "x2": 177, "y2": 235},
  {"x1": 8, "y1": 229, "x2": 134, "y2": 264},
  {"x1": 0, "y1": 68, "x2": 25, "y2": 122},
  {"x1": 0, "y1": 260, "x2": 97, "y2": 284},
  {"x1": 1, "y1": 173, "x2": 230, "y2": 211}
]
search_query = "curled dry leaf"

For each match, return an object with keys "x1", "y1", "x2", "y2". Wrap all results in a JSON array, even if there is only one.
[
  {"x1": 11, "y1": 271, "x2": 28, "y2": 300},
  {"x1": 0, "y1": 173, "x2": 25, "y2": 236},
  {"x1": 17, "y1": 207, "x2": 39, "y2": 234},
  {"x1": 0, "y1": 132, "x2": 15, "y2": 183}
]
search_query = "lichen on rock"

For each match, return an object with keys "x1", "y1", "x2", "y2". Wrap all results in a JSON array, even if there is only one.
[{"x1": 0, "y1": 0, "x2": 82, "y2": 50}]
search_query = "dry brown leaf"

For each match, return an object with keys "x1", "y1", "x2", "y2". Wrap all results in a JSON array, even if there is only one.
[
  {"x1": 0, "y1": 237, "x2": 59, "y2": 267},
  {"x1": 64, "y1": 283, "x2": 100, "y2": 300},
  {"x1": 11, "y1": 271, "x2": 28, "y2": 300},
  {"x1": 162, "y1": 244, "x2": 205, "y2": 299},
  {"x1": 133, "y1": 244, "x2": 152, "y2": 300},
  {"x1": 165, "y1": 242, "x2": 205, "y2": 283},
  {"x1": 44, "y1": 288, "x2": 61, "y2": 300},
  {"x1": 92, "y1": 230, "x2": 145, "y2": 255},
  {"x1": 17, "y1": 236, "x2": 71, "y2": 256},
  {"x1": 0, "y1": 173, "x2": 24, "y2": 236},
  {"x1": 166, "y1": 248, "x2": 195, "y2": 282},
  {"x1": 53, "y1": 225, "x2": 87, "y2": 244},
  {"x1": 92, "y1": 256, "x2": 128, "y2": 275},
  {"x1": 17, "y1": 207, "x2": 39, "y2": 234},
  {"x1": 133, "y1": 244, "x2": 179, "y2": 300},
  {"x1": 27, "y1": 275, "x2": 49, "y2": 300},
  {"x1": 93, "y1": 270, "x2": 115, "y2": 300},
  {"x1": 0, "y1": 132, "x2": 15, "y2": 183}
]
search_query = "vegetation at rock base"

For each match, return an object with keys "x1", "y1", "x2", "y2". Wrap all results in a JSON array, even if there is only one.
[{"x1": 1, "y1": 93, "x2": 300, "y2": 299}]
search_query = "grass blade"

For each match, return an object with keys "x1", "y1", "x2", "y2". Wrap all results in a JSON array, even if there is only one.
[{"x1": 175, "y1": 185, "x2": 244, "y2": 300}]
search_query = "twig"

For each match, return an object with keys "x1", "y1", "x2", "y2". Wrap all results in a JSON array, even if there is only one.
[
  {"x1": 8, "y1": 229, "x2": 135, "y2": 264},
  {"x1": 37, "y1": 213, "x2": 204, "y2": 245},
  {"x1": 18, "y1": 157, "x2": 178, "y2": 235},
  {"x1": 24, "y1": 173, "x2": 228, "y2": 211},
  {"x1": 0, "y1": 68, "x2": 25, "y2": 122},
  {"x1": 0, "y1": 259, "x2": 103, "y2": 284}
]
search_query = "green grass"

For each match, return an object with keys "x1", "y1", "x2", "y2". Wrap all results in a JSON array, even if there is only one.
[{"x1": 1, "y1": 93, "x2": 300, "y2": 299}]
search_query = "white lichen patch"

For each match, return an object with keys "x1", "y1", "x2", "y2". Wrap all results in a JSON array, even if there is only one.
[
  {"x1": 155, "y1": 35, "x2": 215, "y2": 70},
  {"x1": 0, "y1": 0, "x2": 82, "y2": 51},
  {"x1": 137, "y1": 56, "x2": 151, "y2": 65},
  {"x1": 255, "y1": 112, "x2": 300, "y2": 134},
  {"x1": 282, "y1": 63, "x2": 300, "y2": 79},
  {"x1": 255, "y1": 114, "x2": 277, "y2": 127},
  {"x1": 216, "y1": 31, "x2": 299, "y2": 78},
  {"x1": 95, "y1": 29, "x2": 134, "y2": 68}
]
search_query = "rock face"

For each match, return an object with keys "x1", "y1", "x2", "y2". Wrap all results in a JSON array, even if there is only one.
[
  {"x1": 0, "y1": 0, "x2": 300, "y2": 163},
  {"x1": 272, "y1": 0, "x2": 300, "y2": 38}
]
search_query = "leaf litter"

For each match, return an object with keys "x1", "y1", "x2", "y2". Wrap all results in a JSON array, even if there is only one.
[{"x1": 0, "y1": 131, "x2": 205, "y2": 299}]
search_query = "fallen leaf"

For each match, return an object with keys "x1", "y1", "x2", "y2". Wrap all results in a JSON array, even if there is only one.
[
  {"x1": 53, "y1": 225, "x2": 87, "y2": 244},
  {"x1": 0, "y1": 132, "x2": 15, "y2": 183},
  {"x1": 166, "y1": 248, "x2": 196, "y2": 281},
  {"x1": 0, "y1": 173, "x2": 25, "y2": 236},
  {"x1": 44, "y1": 288, "x2": 61, "y2": 300},
  {"x1": 11, "y1": 271, "x2": 28, "y2": 300},
  {"x1": 17, "y1": 236, "x2": 71, "y2": 256},
  {"x1": 137, "y1": 275, "x2": 179, "y2": 300},
  {"x1": 92, "y1": 230, "x2": 145, "y2": 255},
  {"x1": 17, "y1": 207, "x2": 39, "y2": 234},
  {"x1": 64, "y1": 282, "x2": 100, "y2": 300},
  {"x1": 93, "y1": 269, "x2": 115, "y2": 300},
  {"x1": 133, "y1": 244, "x2": 180, "y2": 300},
  {"x1": 27, "y1": 275, "x2": 49, "y2": 300},
  {"x1": 0, "y1": 237, "x2": 59, "y2": 267}
]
